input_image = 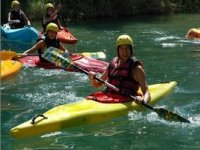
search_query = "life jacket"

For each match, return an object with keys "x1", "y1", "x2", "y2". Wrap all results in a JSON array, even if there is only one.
[
  {"x1": 42, "y1": 14, "x2": 59, "y2": 32},
  {"x1": 106, "y1": 57, "x2": 140, "y2": 96},
  {"x1": 9, "y1": 9, "x2": 25, "y2": 29},
  {"x1": 87, "y1": 57, "x2": 143, "y2": 103},
  {"x1": 37, "y1": 35, "x2": 61, "y2": 62}
]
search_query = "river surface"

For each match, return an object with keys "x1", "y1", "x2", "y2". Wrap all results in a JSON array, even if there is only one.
[{"x1": 1, "y1": 14, "x2": 200, "y2": 150}]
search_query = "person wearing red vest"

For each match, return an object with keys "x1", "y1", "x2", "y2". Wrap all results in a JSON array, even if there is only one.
[{"x1": 88, "y1": 34, "x2": 151, "y2": 104}]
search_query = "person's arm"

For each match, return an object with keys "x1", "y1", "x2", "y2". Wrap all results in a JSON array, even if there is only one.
[
  {"x1": 58, "y1": 43, "x2": 73, "y2": 56},
  {"x1": 89, "y1": 68, "x2": 109, "y2": 88},
  {"x1": 22, "y1": 11, "x2": 31, "y2": 26},
  {"x1": 43, "y1": 4, "x2": 61, "y2": 24},
  {"x1": 59, "y1": 43, "x2": 65, "y2": 51},
  {"x1": 23, "y1": 41, "x2": 45, "y2": 54},
  {"x1": 57, "y1": 20, "x2": 65, "y2": 30},
  {"x1": 8, "y1": 12, "x2": 12, "y2": 23},
  {"x1": 51, "y1": 4, "x2": 61, "y2": 20},
  {"x1": 133, "y1": 65, "x2": 151, "y2": 104}
]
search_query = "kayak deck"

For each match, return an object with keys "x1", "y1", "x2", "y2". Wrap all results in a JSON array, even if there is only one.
[
  {"x1": 1, "y1": 60, "x2": 22, "y2": 80},
  {"x1": 2, "y1": 24, "x2": 39, "y2": 43},
  {"x1": 57, "y1": 29, "x2": 78, "y2": 44},
  {"x1": 10, "y1": 81, "x2": 177, "y2": 138},
  {"x1": 18, "y1": 54, "x2": 108, "y2": 73}
]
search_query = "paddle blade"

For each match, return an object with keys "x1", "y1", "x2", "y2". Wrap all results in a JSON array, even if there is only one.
[
  {"x1": 154, "y1": 108, "x2": 190, "y2": 123},
  {"x1": 42, "y1": 47, "x2": 72, "y2": 68},
  {"x1": 0, "y1": 50, "x2": 17, "y2": 60},
  {"x1": 80, "y1": 52, "x2": 106, "y2": 59}
]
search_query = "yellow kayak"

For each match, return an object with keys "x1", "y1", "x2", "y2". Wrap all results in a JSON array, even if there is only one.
[
  {"x1": 10, "y1": 81, "x2": 177, "y2": 138},
  {"x1": 0, "y1": 60, "x2": 22, "y2": 80}
]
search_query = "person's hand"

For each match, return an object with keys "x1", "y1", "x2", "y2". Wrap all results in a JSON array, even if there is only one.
[
  {"x1": 21, "y1": 52, "x2": 28, "y2": 56},
  {"x1": 10, "y1": 20, "x2": 20, "y2": 24},
  {"x1": 88, "y1": 71, "x2": 102, "y2": 87},
  {"x1": 134, "y1": 96, "x2": 144, "y2": 105},
  {"x1": 88, "y1": 71, "x2": 96, "y2": 81},
  {"x1": 26, "y1": 24, "x2": 31, "y2": 28},
  {"x1": 64, "y1": 28, "x2": 68, "y2": 32},
  {"x1": 15, "y1": 20, "x2": 20, "y2": 23},
  {"x1": 13, "y1": 53, "x2": 27, "y2": 59},
  {"x1": 64, "y1": 50, "x2": 72, "y2": 56},
  {"x1": 56, "y1": 4, "x2": 62, "y2": 11}
]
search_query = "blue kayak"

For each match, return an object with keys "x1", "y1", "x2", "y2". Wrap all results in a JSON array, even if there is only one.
[{"x1": 1, "y1": 24, "x2": 39, "y2": 43}]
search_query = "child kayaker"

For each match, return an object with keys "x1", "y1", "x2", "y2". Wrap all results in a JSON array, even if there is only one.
[
  {"x1": 8, "y1": 0, "x2": 31, "y2": 29},
  {"x1": 88, "y1": 34, "x2": 151, "y2": 104},
  {"x1": 23, "y1": 23, "x2": 69, "y2": 62},
  {"x1": 42, "y1": 3, "x2": 65, "y2": 33}
]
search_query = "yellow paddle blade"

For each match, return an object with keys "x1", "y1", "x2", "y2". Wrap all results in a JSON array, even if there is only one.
[
  {"x1": 80, "y1": 52, "x2": 106, "y2": 59},
  {"x1": 0, "y1": 50, "x2": 17, "y2": 60}
]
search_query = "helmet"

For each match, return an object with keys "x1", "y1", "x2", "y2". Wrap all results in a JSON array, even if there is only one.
[
  {"x1": 45, "y1": 3, "x2": 54, "y2": 10},
  {"x1": 11, "y1": 0, "x2": 20, "y2": 8},
  {"x1": 46, "y1": 23, "x2": 59, "y2": 33},
  {"x1": 116, "y1": 35, "x2": 133, "y2": 48}
]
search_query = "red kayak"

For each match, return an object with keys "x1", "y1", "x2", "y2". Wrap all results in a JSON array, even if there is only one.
[
  {"x1": 57, "y1": 29, "x2": 78, "y2": 44},
  {"x1": 18, "y1": 54, "x2": 108, "y2": 73},
  {"x1": 40, "y1": 28, "x2": 78, "y2": 44}
]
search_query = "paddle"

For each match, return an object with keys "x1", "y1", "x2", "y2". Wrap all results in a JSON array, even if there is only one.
[
  {"x1": 80, "y1": 51, "x2": 106, "y2": 59},
  {"x1": 0, "y1": 50, "x2": 106, "y2": 61},
  {"x1": 0, "y1": 50, "x2": 37, "y2": 60},
  {"x1": 42, "y1": 48, "x2": 190, "y2": 123}
]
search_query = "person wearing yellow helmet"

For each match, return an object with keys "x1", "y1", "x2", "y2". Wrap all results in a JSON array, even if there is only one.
[
  {"x1": 8, "y1": 0, "x2": 31, "y2": 29},
  {"x1": 88, "y1": 34, "x2": 151, "y2": 104},
  {"x1": 42, "y1": 3, "x2": 65, "y2": 33},
  {"x1": 23, "y1": 23, "x2": 69, "y2": 62}
]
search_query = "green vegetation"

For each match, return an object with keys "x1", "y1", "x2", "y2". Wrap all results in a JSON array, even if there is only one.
[{"x1": 1, "y1": 0, "x2": 200, "y2": 24}]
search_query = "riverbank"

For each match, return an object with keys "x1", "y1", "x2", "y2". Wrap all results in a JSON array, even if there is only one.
[{"x1": 1, "y1": 0, "x2": 200, "y2": 24}]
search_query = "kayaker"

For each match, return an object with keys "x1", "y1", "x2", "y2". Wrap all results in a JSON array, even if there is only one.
[
  {"x1": 42, "y1": 3, "x2": 65, "y2": 33},
  {"x1": 8, "y1": 0, "x2": 31, "y2": 29},
  {"x1": 23, "y1": 23, "x2": 69, "y2": 62},
  {"x1": 186, "y1": 28, "x2": 200, "y2": 40},
  {"x1": 88, "y1": 34, "x2": 151, "y2": 104}
]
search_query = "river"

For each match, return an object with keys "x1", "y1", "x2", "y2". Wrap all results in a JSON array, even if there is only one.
[{"x1": 1, "y1": 14, "x2": 200, "y2": 150}]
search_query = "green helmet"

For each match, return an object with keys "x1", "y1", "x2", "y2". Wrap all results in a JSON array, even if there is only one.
[
  {"x1": 46, "y1": 23, "x2": 58, "y2": 33},
  {"x1": 45, "y1": 3, "x2": 54, "y2": 10},
  {"x1": 11, "y1": 0, "x2": 20, "y2": 8},
  {"x1": 116, "y1": 35, "x2": 133, "y2": 47}
]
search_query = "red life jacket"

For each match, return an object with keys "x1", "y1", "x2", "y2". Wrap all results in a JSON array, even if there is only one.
[
  {"x1": 87, "y1": 57, "x2": 143, "y2": 103},
  {"x1": 106, "y1": 57, "x2": 140, "y2": 96}
]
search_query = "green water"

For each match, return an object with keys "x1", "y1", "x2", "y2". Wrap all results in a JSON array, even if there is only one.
[{"x1": 1, "y1": 14, "x2": 200, "y2": 150}]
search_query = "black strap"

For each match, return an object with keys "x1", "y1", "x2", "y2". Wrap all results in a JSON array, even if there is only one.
[{"x1": 31, "y1": 114, "x2": 48, "y2": 124}]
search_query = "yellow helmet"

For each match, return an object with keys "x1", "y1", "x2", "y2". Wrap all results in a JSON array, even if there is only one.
[
  {"x1": 11, "y1": 0, "x2": 20, "y2": 8},
  {"x1": 116, "y1": 34, "x2": 133, "y2": 47},
  {"x1": 45, "y1": 3, "x2": 54, "y2": 10},
  {"x1": 46, "y1": 23, "x2": 59, "y2": 33}
]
